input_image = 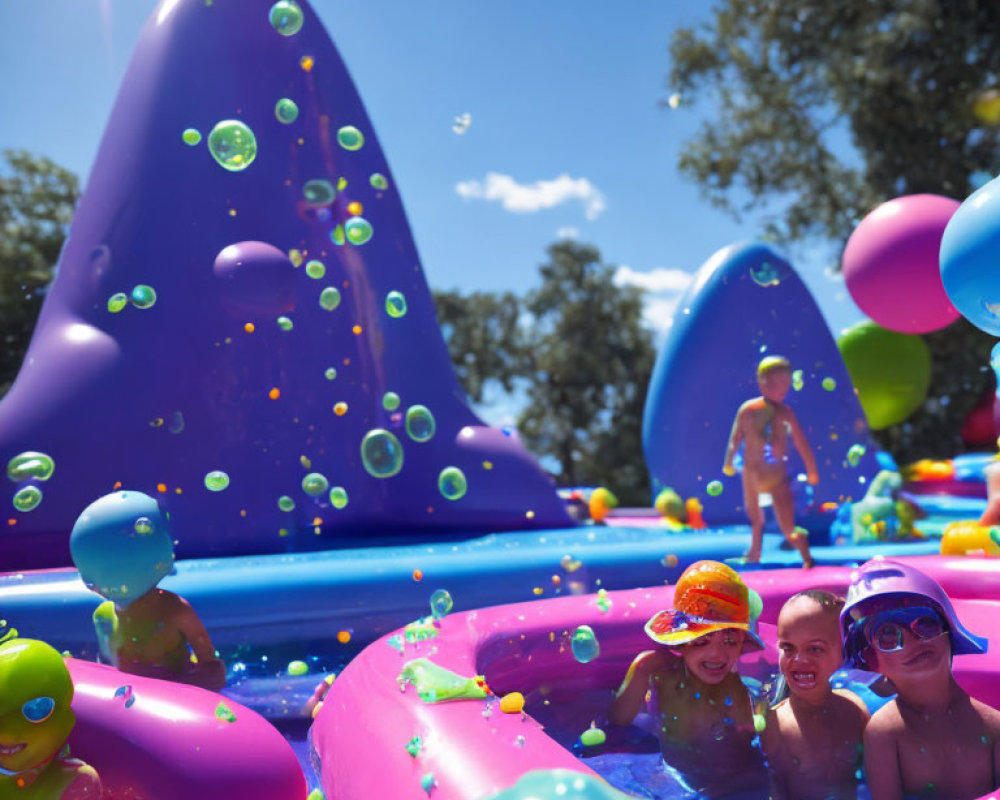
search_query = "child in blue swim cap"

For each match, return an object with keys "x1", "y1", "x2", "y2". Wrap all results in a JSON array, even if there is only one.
[{"x1": 842, "y1": 559, "x2": 1000, "y2": 800}]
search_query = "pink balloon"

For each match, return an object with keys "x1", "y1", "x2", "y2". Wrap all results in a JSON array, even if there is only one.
[{"x1": 842, "y1": 194, "x2": 961, "y2": 333}]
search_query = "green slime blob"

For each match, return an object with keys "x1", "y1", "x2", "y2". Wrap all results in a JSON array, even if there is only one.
[{"x1": 204, "y1": 471, "x2": 230, "y2": 491}]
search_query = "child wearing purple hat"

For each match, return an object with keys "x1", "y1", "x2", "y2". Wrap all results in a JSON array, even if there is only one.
[{"x1": 842, "y1": 559, "x2": 1000, "y2": 800}]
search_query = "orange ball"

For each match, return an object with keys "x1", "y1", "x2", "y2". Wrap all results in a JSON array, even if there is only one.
[
  {"x1": 499, "y1": 692, "x2": 525, "y2": 714},
  {"x1": 412, "y1": 569, "x2": 423, "y2": 581}
]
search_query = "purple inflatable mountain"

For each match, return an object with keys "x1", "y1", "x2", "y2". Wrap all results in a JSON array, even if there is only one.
[
  {"x1": 642, "y1": 242, "x2": 883, "y2": 533},
  {"x1": 0, "y1": 0, "x2": 568, "y2": 569}
]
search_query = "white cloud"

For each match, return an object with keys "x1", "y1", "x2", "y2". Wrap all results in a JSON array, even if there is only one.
[
  {"x1": 612, "y1": 265, "x2": 693, "y2": 294},
  {"x1": 455, "y1": 172, "x2": 607, "y2": 220},
  {"x1": 555, "y1": 226, "x2": 579, "y2": 239},
  {"x1": 612, "y1": 266, "x2": 695, "y2": 341}
]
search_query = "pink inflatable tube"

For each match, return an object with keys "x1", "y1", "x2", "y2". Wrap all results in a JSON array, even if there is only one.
[
  {"x1": 312, "y1": 556, "x2": 1000, "y2": 800},
  {"x1": 65, "y1": 659, "x2": 306, "y2": 799}
]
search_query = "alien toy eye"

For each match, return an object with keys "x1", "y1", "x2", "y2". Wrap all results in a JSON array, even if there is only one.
[{"x1": 21, "y1": 696, "x2": 55, "y2": 723}]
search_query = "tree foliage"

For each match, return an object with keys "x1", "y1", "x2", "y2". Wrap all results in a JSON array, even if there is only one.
[
  {"x1": 435, "y1": 242, "x2": 655, "y2": 504},
  {"x1": 669, "y1": 0, "x2": 1000, "y2": 461},
  {"x1": 0, "y1": 150, "x2": 79, "y2": 396}
]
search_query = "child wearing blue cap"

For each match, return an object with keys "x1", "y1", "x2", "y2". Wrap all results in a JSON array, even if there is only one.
[{"x1": 842, "y1": 559, "x2": 1000, "y2": 800}]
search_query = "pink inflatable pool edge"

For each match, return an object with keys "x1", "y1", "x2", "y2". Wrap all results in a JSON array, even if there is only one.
[
  {"x1": 66, "y1": 659, "x2": 307, "y2": 800},
  {"x1": 311, "y1": 556, "x2": 1000, "y2": 800}
]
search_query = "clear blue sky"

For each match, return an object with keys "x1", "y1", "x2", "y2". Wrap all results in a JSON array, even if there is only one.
[{"x1": 0, "y1": 1, "x2": 865, "y2": 354}]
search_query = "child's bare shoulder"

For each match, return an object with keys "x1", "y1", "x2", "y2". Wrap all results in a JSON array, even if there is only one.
[
  {"x1": 969, "y1": 696, "x2": 1000, "y2": 732},
  {"x1": 866, "y1": 699, "x2": 903, "y2": 739},
  {"x1": 832, "y1": 688, "x2": 871, "y2": 720}
]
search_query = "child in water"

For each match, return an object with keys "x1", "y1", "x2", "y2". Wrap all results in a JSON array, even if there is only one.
[
  {"x1": 70, "y1": 491, "x2": 226, "y2": 692},
  {"x1": 761, "y1": 590, "x2": 869, "y2": 800},
  {"x1": 609, "y1": 561, "x2": 767, "y2": 798},
  {"x1": 842, "y1": 559, "x2": 1000, "y2": 800},
  {"x1": 723, "y1": 355, "x2": 819, "y2": 568}
]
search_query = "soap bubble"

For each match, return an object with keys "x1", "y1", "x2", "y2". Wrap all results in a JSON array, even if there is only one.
[
  {"x1": 405, "y1": 405, "x2": 436, "y2": 442},
  {"x1": 269, "y1": 0, "x2": 303, "y2": 36},
  {"x1": 792, "y1": 370, "x2": 804, "y2": 391},
  {"x1": 847, "y1": 444, "x2": 866, "y2": 467},
  {"x1": 305, "y1": 260, "x2": 326, "y2": 279},
  {"x1": 571, "y1": 625, "x2": 600, "y2": 663},
  {"x1": 330, "y1": 225, "x2": 346, "y2": 246},
  {"x1": 345, "y1": 216, "x2": 373, "y2": 245},
  {"x1": 130, "y1": 285, "x2": 157, "y2": 309},
  {"x1": 287, "y1": 660, "x2": 308, "y2": 676},
  {"x1": 750, "y1": 261, "x2": 781, "y2": 287},
  {"x1": 822, "y1": 377, "x2": 836, "y2": 391},
  {"x1": 706, "y1": 480, "x2": 723, "y2": 497},
  {"x1": 274, "y1": 98, "x2": 299, "y2": 124},
  {"x1": 204, "y1": 471, "x2": 230, "y2": 491},
  {"x1": 382, "y1": 392, "x2": 401, "y2": 411},
  {"x1": 430, "y1": 589, "x2": 454, "y2": 619},
  {"x1": 182, "y1": 128, "x2": 202, "y2": 146},
  {"x1": 452, "y1": 112, "x2": 472, "y2": 135},
  {"x1": 324, "y1": 367, "x2": 337, "y2": 380},
  {"x1": 207, "y1": 120, "x2": 257, "y2": 172},
  {"x1": 278, "y1": 495, "x2": 295, "y2": 512},
  {"x1": 277, "y1": 316, "x2": 294, "y2": 331},
  {"x1": 370, "y1": 173, "x2": 389, "y2": 190},
  {"x1": 7, "y1": 452, "x2": 55, "y2": 482},
  {"x1": 438, "y1": 467, "x2": 467, "y2": 500},
  {"x1": 360, "y1": 429, "x2": 404, "y2": 478},
  {"x1": 107, "y1": 293, "x2": 128, "y2": 313},
  {"x1": 385, "y1": 291, "x2": 407, "y2": 318},
  {"x1": 337, "y1": 126, "x2": 364, "y2": 150},
  {"x1": 329, "y1": 486, "x2": 349, "y2": 509},
  {"x1": 319, "y1": 287, "x2": 341, "y2": 311},
  {"x1": 303, "y1": 179, "x2": 336, "y2": 205},
  {"x1": 133, "y1": 517, "x2": 154, "y2": 535},
  {"x1": 12, "y1": 486, "x2": 42, "y2": 512},
  {"x1": 302, "y1": 472, "x2": 329, "y2": 497}
]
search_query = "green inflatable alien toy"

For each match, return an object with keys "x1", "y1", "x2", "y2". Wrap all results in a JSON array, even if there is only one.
[{"x1": 0, "y1": 638, "x2": 101, "y2": 799}]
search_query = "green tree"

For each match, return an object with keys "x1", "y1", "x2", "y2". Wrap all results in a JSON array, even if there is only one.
[
  {"x1": 518, "y1": 242, "x2": 655, "y2": 504},
  {"x1": 0, "y1": 150, "x2": 79, "y2": 396},
  {"x1": 669, "y1": 1, "x2": 1000, "y2": 462}
]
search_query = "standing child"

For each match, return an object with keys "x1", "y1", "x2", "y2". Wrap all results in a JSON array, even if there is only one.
[
  {"x1": 609, "y1": 561, "x2": 768, "y2": 798},
  {"x1": 761, "y1": 590, "x2": 869, "y2": 800},
  {"x1": 723, "y1": 355, "x2": 819, "y2": 567},
  {"x1": 842, "y1": 559, "x2": 1000, "y2": 800}
]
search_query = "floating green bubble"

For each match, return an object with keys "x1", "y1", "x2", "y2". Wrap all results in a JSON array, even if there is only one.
[
  {"x1": 131, "y1": 285, "x2": 157, "y2": 309},
  {"x1": 706, "y1": 480, "x2": 723, "y2": 497},
  {"x1": 822, "y1": 377, "x2": 836, "y2": 391},
  {"x1": 182, "y1": 128, "x2": 202, "y2": 146},
  {"x1": 329, "y1": 486, "x2": 348, "y2": 509},
  {"x1": 385, "y1": 291, "x2": 407, "y2": 318},
  {"x1": 382, "y1": 392, "x2": 401, "y2": 411},
  {"x1": 278, "y1": 495, "x2": 295, "y2": 512},
  {"x1": 277, "y1": 316, "x2": 294, "y2": 331},
  {"x1": 437, "y1": 467, "x2": 467, "y2": 501},
  {"x1": 330, "y1": 225, "x2": 345, "y2": 246},
  {"x1": 370, "y1": 173, "x2": 389, "y2": 190},
  {"x1": 303, "y1": 179, "x2": 336, "y2": 205},
  {"x1": 107, "y1": 293, "x2": 128, "y2": 313},
  {"x1": 319, "y1": 287, "x2": 341, "y2": 311},
  {"x1": 12, "y1": 486, "x2": 42, "y2": 512},
  {"x1": 337, "y1": 125, "x2": 364, "y2": 151},
  {"x1": 207, "y1": 120, "x2": 257, "y2": 172},
  {"x1": 302, "y1": 472, "x2": 329, "y2": 497},
  {"x1": 324, "y1": 367, "x2": 338, "y2": 380},
  {"x1": 287, "y1": 659, "x2": 309, "y2": 676},
  {"x1": 274, "y1": 98, "x2": 299, "y2": 124},
  {"x1": 847, "y1": 444, "x2": 866, "y2": 467},
  {"x1": 344, "y1": 216, "x2": 373, "y2": 245},
  {"x1": 360, "y1": 429, "x2": 404, "y2": 478},
  {"x1": 405, "y1": 405, "x2": 436, "y2": 442},
  {"x1": 268, "y1": 0, "x2": 303, "y2": 35},
  {"x1": 749, "y1": 261, "x2": 780, "y2": 287},
  {"x1": 305, "y1": 260, "x2": 326, "y2": 279},
  {"x1": 429, "y1": 589, "x2": 453, "y2": 619},
  {"x1": 204, "y1": 471, "x2": 230, "y2": 491},
  {"x1": 133, "y1": 517, "x2": 154, "y2": 535},
  {"x1": 580, "y1": 727, "x2": 606, "y2": 747},
  {"x1": 571, "y1": 625, "x2": 600, "y2": 663},
  {"x1": 289, "y1": 249, "x2": 304, "y2": 267},
  {"x1": 215, "y1": 702, "x2": 237, "y2": 723},
  {"x1": 7, "y1": 452, "x2": 54, "y2": 483},
  {"x1": 792, "y1": 370, "x2": 804, "y2": 391}
]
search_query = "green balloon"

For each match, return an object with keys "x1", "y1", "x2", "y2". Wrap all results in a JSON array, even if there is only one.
[{"x1": 837, "y1": 321, "x2": 931, "y2": 430}]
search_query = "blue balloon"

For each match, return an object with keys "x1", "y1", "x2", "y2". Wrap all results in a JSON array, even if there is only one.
[
  {"x1": 69, "y1": 491, "x2": 174, "y2": 605},
  {"x1": 940, "y1": 176, "x2": 1000, "y2": 336}
]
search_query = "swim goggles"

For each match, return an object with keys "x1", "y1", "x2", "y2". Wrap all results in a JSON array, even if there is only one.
[{"x1": 860, "y1": 606, "x2": 947, "y2": 653}]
